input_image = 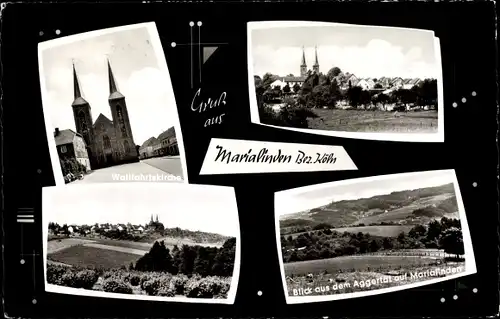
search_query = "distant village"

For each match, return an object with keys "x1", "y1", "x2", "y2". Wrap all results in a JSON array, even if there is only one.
[{"x1": 48, "y1": 214, "x2": 165, "y2": 237}]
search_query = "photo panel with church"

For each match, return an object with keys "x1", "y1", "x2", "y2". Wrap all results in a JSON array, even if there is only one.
[
  {"x1": 42, "y1": 182, "x2": 241, "y2": 303},
  {"x1": 38, "y1": 22, "x2": 188, "y2": 186},
  {"x1": 248, "y1": 21, "x2": 444, "y2": 142}
]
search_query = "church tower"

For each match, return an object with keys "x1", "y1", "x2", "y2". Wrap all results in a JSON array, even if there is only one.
[
  {"x1": 71, "y1": 62, "x2": 96, "y2": 168},
  {"x1": 313, "y1": 46, "x2": 320, "y2": 74},
  {"x1": 107, "y1": 59, "x2": 138, "y2": 163},
  {"x1": 300, "y1": 46, "x2": 307, "y2": 77}
]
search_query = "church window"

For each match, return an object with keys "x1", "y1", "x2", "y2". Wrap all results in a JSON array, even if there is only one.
[
  {"x1": 116, "y1": 105, "x2": 124, "y2": 122},
  {"x1": 60, "y1": 145, "x2": 67, "y2": 153},
  {"x1": 103, "y1": 135, "x2": 111, "y2": 149},
  {"x1": 121, "y1": 125, "x2": 128, "y2": 137},
  {"x1": 77, "y1": 110, "x2": 90, "y2": 145},
  {"x1": 123, "y1": 140, "x2": 131, "y2": 154}
]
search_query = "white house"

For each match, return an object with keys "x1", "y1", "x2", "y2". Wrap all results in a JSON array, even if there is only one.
[
  {"x1": 117, "y1": 225, "x2": 124, "y2": 231},
  {"x1": 68, "y1": 226, "x2": 74, "y2": 233},
  {"x1": 270, "y1": 79, "x2": 286, "y2": 90},
  {"x1": 357, "y1": 78, "x2": 375, "y2": 90}
]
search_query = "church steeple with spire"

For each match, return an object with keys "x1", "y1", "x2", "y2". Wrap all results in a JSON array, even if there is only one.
[
  {"x1": 313, "y1": 46, "x2": 320, "y2": 74},
  {"x1": 300, "y1": 46, "x2": 308, "y2": 77}
]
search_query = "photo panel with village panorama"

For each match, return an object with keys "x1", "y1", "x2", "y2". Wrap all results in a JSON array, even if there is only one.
[
  {"x1": 38, "y1": 22, "x2": 188, "y2": 186},
  {"x1": 248, "y1": 21, "x2": 444, "y2": 142},
  {"x1": 42, "y1": 182, "x2": 241, "y2": 304},
  {"x1": 274, "y1": 169, "x2": 475, "y2": 304}
]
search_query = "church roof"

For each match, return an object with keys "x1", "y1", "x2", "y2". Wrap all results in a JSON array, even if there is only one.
[
  {"x1": 108, "y1": 59, "x2": 125, "y2": 100},
  {"x1": 141, "y1": 136, "x2": 159, "y2": 148},
  {"x1": 281, "y1": 76, "x2": 307, "y2": 82},
  {"x1": 72, "y1": 62, "x2": 90, "y2": 106},
  {"x1": 93, "y1": 113, "x2": 113, "y2": 127},
  {"x1": 54, "y1": 129, "x2": 80, "y2": 146},
  {"x1": 72, "y1": 97, "x2": 89, "y2": 106},
  {"x1": 157, "y1": 126, "x2": 176, "y2": 141},
  {"x1": 109, "y1": 91, "x2": 125, "y2": 100}
]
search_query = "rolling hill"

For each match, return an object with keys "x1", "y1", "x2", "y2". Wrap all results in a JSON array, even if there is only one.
[{"x1": 280, "y1": 183, "x2": 459, "y2": 230}]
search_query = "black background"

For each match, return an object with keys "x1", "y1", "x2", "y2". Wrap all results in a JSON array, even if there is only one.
[{"x1": 1, "y1": 1, "x2": 498, "y2": 318}]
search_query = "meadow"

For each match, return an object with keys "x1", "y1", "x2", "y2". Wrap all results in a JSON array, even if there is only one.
[
  {"x1": 284, "y1": 254, "x2": 439, "y2": 276},
  {"x1": 306, "y1": 109, "x2": 438, "y2": 133},
  {"x1": 48, "y1": 245, "x2": 141, "y2": 269}
]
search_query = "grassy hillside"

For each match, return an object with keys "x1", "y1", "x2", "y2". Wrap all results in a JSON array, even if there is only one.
[{"x1": 280, "y1": 183, "x2": 458, "y2": 229}]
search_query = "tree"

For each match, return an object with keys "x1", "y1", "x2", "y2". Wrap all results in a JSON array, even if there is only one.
[
  {"x1": 439, "y1": 227, "x2": 465, "y2": 259},
  {"x1": 382, "y1": 237, "x2": 394, "y2": 250},
  {"x1": 347, "y1": 86, "x2": 363, "y2": 108},
  {"x1": 327, "y1": 67, "x2": 342, "y2": 79},
  {"x1": 427, "y1": 220, "x2": 442, "y2": 241},
  {"x1": 293, "y1": 83, "x2": 301, "y2": 93},
  {"x1": 369, "y1": 239, "x2": 381, "y2": 252},
  {"x1": 417, "y1": 79, "x2": 438, "y2": 109},
  {"x1": 283, "y1": 84, "x2": 291, "y2": 94},
  {"x1": 409, "y1": 224, "x2": 427, "y2": 238}
]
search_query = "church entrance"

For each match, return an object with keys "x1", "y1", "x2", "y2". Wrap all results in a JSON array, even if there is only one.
[{"x1": 106, "y1": 153, "x2": 114, "y2": 166}]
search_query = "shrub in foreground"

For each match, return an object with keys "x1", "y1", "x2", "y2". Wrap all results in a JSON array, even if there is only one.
[
  {"x1": 102, "y1": 278, "x2": 133, "y2": 294},
  {"x1": 184, "y1": 276, "x2": 231, "y2": 298}
]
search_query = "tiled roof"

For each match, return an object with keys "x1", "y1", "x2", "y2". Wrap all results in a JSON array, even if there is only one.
[
  {"x1": 54, "y1": 129, "x2": 77, "y2": 146},
  {"x1": 93, "y1": 113, "x2": 113, "y2": 127},
  {"x1": 281, "y1": 76, "x2": 307, "y2": 82},
  {"x1": 72, "y1": 97, "x2": 89, "y2": 106},
  {"x1": 141, "y1": 137, "x2": 158, "y2": 148},
  {"x1": 157, "y1": 126, "x2": 176, "y2": 141}
]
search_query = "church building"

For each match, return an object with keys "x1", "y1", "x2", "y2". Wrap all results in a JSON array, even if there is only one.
[
  {"x1": 71, "y1": 59, "x2": 139, "y2": 170},
  {"x1": 271, "y1": 46, "x2": 320, "y2": 90}
]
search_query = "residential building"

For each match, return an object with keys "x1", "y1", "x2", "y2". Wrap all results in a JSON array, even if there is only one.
[{"x1": 54, "y1": 128, "x2": 91, "y2": 171}]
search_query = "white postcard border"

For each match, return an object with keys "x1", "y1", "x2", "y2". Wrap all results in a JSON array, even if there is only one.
[
  {"x1": 274, "y1": 169, "x2": 476, "y2": 304},
  {"x1": 42, "y1": 182, "x2": 241, "y2": 304},
  {"x1": 247, "y1": 20, "x2": 445, "y2": 143},
  {"x1": 38, "y1": 22, "x2": 190, "y2": 185}
]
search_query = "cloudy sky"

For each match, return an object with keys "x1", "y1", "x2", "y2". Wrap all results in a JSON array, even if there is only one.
[
  {"x1": 276, "y1": 170, "x2": 455, "y2": 217},
  {"x1": 43, "y1": 183, "x2": 239, "y2": 237},
  {"x1": 41, "y1": 25, "x2": 177, "y2": 146},
  {"x1": 251, "y1": 25, "x2": 438, "y2": 79}
]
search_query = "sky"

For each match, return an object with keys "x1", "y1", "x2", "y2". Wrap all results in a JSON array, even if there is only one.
[
  {"x1": 251, "y1": 25, "x2": 438, "y2": 79},
  {"x1": 43, "y1": 183, "x2": 239, "y2": 237},
  {"x1": 276, "y1": 170, "x2": 455, "y2": 217},
  {"x1": 41, "y1": 26, "x2": 177, "y2": 146}
]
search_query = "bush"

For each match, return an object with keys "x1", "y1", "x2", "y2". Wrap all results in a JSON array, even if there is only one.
[
  {"x1": 141, "y1": 275, "x2": 171, "y2": 296},
  {"x1": 184, "y1": 276, "x2": 231, "y2": 299},
  {"x1": 59, "y1": 269, "x2": 99, "y2": 289},
  {"x1": 102, "y1": 278, "x2": 133, "y2": 294},
  {"x1": 46, "y1": 264, "x2": 68, "y2": 285},
  {"x1": 169, "y1": 274, "x2": 189, "y2": 295},
  {"x1": 130, "y1": 275, "x2": 141, "y2": 286}
]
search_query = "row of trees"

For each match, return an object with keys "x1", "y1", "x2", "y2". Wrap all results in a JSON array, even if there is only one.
[
  {"x1": 133, "y1": 238, "x2": 236, "y2": 278},
  {"x1": 281, "y1": 217, "x2": 464, "y2": 263}
]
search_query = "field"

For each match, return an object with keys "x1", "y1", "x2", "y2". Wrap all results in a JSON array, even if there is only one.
[
  {"x1": 356, "y1": 193, "x2": 455, "y2": 225},
  {"x1": 48, "y1": 245, "x2": 141, "y2": 269},
  {"x1": 285, "y1": 225, "x2": 415, "y2": 240},
  {"x1": 306, "y1": 109, "x2": 438, "y2": 133},
  {"x1": 332, "y1": 225, "x2": 414, "y2": 237},
  {"x1": 285, "y1": 261, "x2": 466, "y2": 296},
  {"x1": 46, "y1": 236, "x2": 223, "y2": 269},
  {"x1": 284, "y1": 255, "x2": 440, "y2": 276}
]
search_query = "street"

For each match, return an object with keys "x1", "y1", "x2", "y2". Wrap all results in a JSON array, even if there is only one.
[{"x1": 70, "y1": 155, "x2": 184, "y2": 184}]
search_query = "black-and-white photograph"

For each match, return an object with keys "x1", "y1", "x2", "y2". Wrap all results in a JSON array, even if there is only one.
[
  {"x1": 43, "y1": 183, "x2": 240, "y2": 303},
  {"x1": 38, "y1": 22, "x2": 188, "y2": 185},
  {"x1": 248, "y1": 21, "x2": 444, "y2": 142},
  {"x1": 275, "y1": 170, "x2": 475, "y2": 303}
]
